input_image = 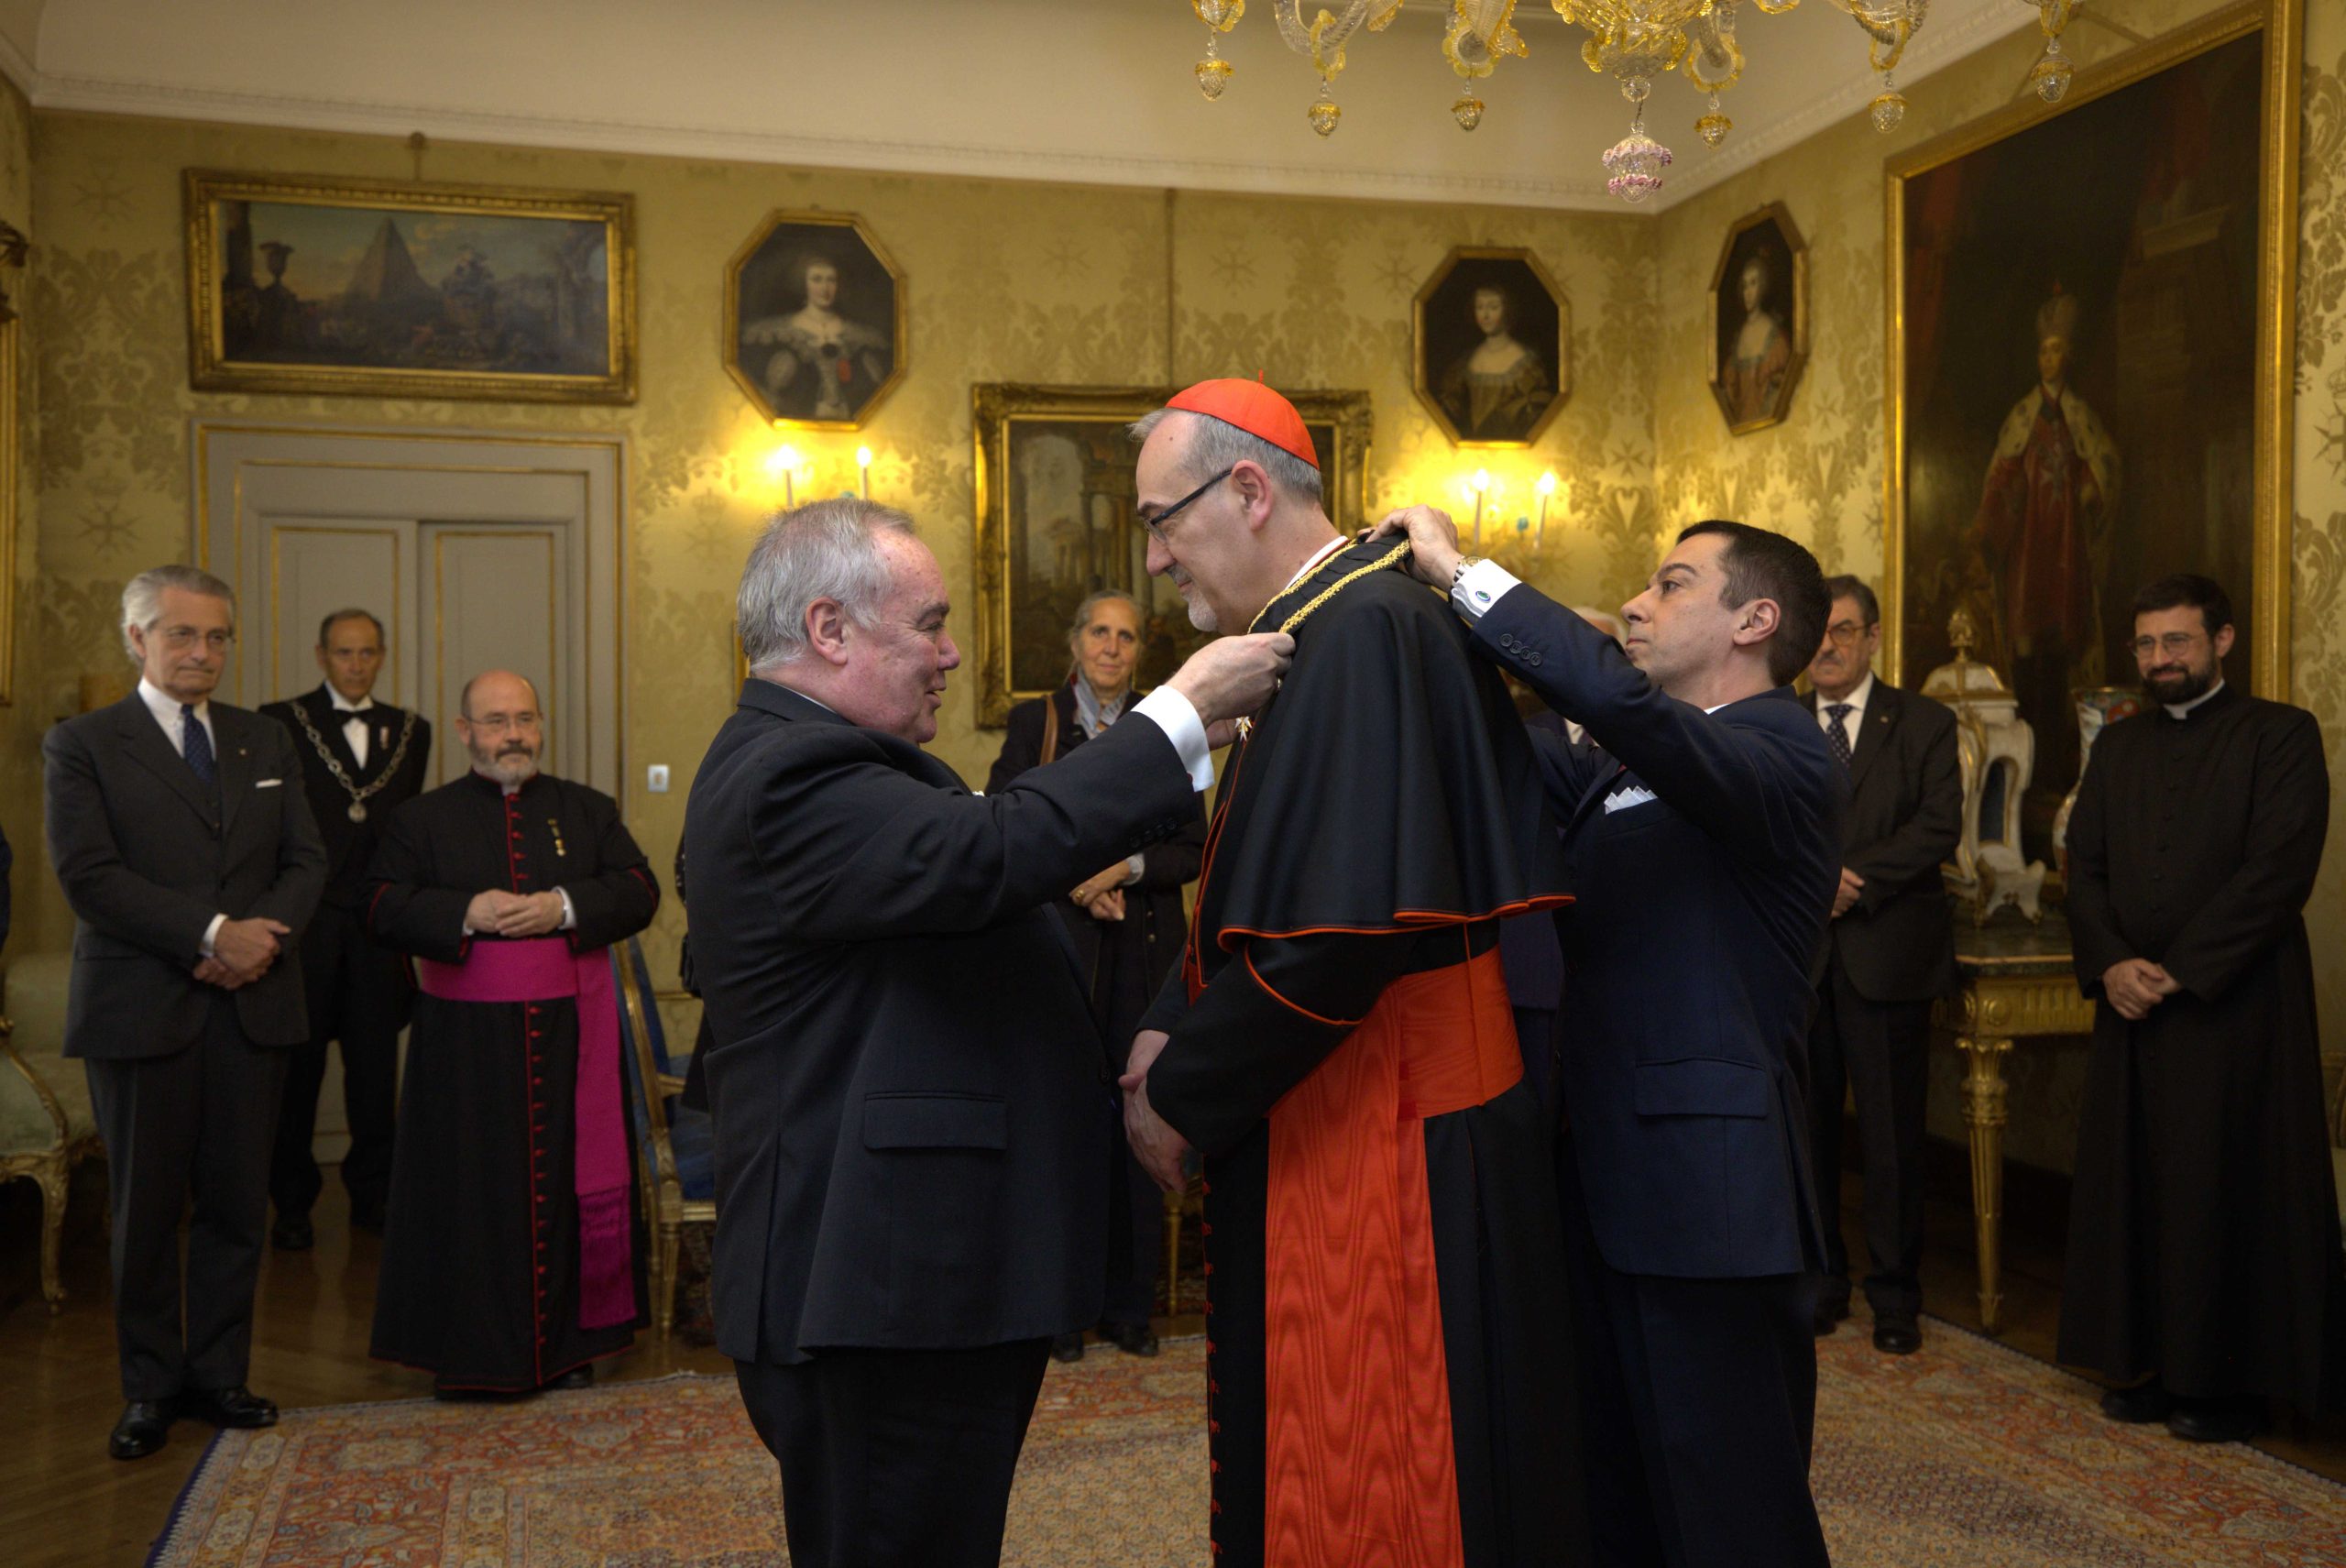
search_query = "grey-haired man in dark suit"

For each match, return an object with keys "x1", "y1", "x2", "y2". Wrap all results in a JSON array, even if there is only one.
[{"x1": 45, "y1": 565, "x2": 325, "y2": 1461}]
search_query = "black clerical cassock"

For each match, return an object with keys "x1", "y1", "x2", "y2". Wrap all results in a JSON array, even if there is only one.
[
  {"x1": 366, "y1": 771, "x2": 660, "y2": 1391},
  {"x1": 2059, "y1": 682, "x2": 2342, "y2": 1413},
  {"x1": 1141, "y1": 541, "x2": 1580, "y2": 1568}
]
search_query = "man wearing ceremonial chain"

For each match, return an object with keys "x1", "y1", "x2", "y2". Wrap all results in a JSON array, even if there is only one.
[{"x1": 259, "y1": 609, "x2": 432, "y2": 1249}]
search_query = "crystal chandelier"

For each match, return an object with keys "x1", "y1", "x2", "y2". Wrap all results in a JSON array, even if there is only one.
[{"x1": 1182, "y1": 0, "x2": 2067, "y2": 204}]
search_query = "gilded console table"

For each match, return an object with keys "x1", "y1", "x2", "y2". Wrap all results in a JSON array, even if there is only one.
[{"x1": 1935, "y1": 909, "x2": 2096, "y2": 1333}]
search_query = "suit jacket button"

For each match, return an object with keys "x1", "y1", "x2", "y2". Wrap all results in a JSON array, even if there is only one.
[
  {"x1": 1499, "y1": 633, "x2": 1517, "y2": 649},
  {"x1": 1527, "y1": 652, "x2": 1543, "y2": 667}
]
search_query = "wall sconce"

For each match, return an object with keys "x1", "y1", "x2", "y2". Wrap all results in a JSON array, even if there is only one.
[
  {"x1": 856, "y1": 445, "x2": 873, "y2": 499},
  {"x1": 1471, "y1": 468, "x2": 1491, "y2": 546},
  {"x1": 763, "y1": 442, "x2": 803, "y2": 507}
]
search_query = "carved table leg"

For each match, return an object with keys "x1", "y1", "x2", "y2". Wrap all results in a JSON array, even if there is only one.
[{"x1": 1955, "y1": 1033, "x2": 2013, "y2": 1333}]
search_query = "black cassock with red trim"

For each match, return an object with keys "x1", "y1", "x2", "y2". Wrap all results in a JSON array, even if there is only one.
[
  {"x1": 365, "y1": 770, "x2": 659, "y2": 1391},
  {"x1": 1141, "y1": 540, "x2": 1585, "y2": 1568}
]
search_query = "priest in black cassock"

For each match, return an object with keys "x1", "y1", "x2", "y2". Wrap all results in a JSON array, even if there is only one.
[
  {"x1": 1118, "y1": 380, "x2": 1579, "y2": 1568},
  {"x1": 366, "y1": 669, "x2": 659, "y2": 1395},
  {"x1": 2060, "y1": 574, "x2": 2341, "y2": 1442}
]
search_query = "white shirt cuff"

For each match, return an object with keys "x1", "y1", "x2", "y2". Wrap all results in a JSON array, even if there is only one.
[
  {"x1": 1122, "y1": 853, "x2": 1146, "y2": 886},
  {"x1": 1132, "y1": 686, "x2": 1216, "y2": 793},
  {"x1": 557, "y1": 887, "x2": 577, "y2": 930},
  {"x1": 1451, "y1": 558, "x2": 1523, "y2": 622},
  {"x1": 201, "y1": 914, "x2": 226, "y2": 958}
]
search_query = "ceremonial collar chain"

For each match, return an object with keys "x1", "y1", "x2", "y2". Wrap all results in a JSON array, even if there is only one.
[
  {"x1": 287, "y1": 701, "x2": 418, "y2": 822},
  {"x1": 1233, "y1": 541, "x2": 1412, "y2": 741}
]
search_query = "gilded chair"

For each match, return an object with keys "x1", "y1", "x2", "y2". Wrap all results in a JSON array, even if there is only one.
[
  {"x1": 1, "y1": 954, "x2": 105, "y2": 1311},
  {"x1": 611, "y1": 938, "x2": 715, "y2": 1339}
]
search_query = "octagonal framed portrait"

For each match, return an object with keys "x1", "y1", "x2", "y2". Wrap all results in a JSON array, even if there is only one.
[
  {"x1": 1707, "y1": 203, "x2": 1808, "y2": 435},
  {"x1": 724, "y1": 210, "x2": 906, "y2": 430},
  {"x1": 1412, "y1": 247, "x2": 1570, "y2": 448}
]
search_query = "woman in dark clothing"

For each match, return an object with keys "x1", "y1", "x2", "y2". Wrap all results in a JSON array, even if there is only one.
[{"x1": 987, "y1": 590, "x2": 1207, "y2": 1360}]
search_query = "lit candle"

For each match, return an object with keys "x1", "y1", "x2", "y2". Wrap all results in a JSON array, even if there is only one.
[
  {"x1": 765, "y1": 444, "x2": 802, "y2": 509},
  {"x1": 857, "y1": 445, "x2": 873, "y2": 500},
  {"x1": 1472, "y1": 469, "x2": 1490, "y2": 547},
  {"x1": 1536, "y1": 469, "x2": 1558, "y2": 546}
]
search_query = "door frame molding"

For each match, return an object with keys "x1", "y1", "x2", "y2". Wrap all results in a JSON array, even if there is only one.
[{"x1": 188, "y1": 419, "x2": 630, "y2": 808}]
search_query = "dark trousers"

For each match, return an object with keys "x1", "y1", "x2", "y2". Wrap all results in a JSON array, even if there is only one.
[
  {"x1": 85, "y1": 995, "x2": 290, "y2": 1402},
  {"x1": 1102, "y1": 1140, "x2": 1162, "y2": 1327},
  {"x1": 734, "y1": 1340, "x2": 1051, "y2": 1568},
  {"x1": 1806, "y1": 958, "x2": 1932, "y2": 1320},
  {"x1": 1513, "y1": 1003, "x2": 1561, "y2": 1122},
  {"x1": 1558, "y1": 1132, "x2": 1828, "y2": 1568},
  {"x1": 270, "y1": 900, "x2": 405, "y2": 1218}
]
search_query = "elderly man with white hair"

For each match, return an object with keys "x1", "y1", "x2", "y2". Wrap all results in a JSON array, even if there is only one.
[
  {"x1": 44, "y1": 564, "x2": 326, "y2": 1461},
  {"x1": 683, "y1": 499, "x2": 1290, "y2": 1568}
]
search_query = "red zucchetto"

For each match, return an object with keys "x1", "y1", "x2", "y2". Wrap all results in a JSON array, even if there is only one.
[{"x1": 1164, "y1": 377, "x2": 1319, "y2": 471}]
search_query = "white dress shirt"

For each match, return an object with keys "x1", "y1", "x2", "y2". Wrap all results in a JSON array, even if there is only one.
[
  {"x1": 137, "y1": 677, "x2": 228, "y2": 958},
  {"x1": 329, "y1": 687, "x2": 376, "y2": 767}
]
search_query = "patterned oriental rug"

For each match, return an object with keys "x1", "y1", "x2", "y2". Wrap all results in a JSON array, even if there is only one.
[{"x1": 151, "y1": 1317, "x2": 2346, "y2": 1567}]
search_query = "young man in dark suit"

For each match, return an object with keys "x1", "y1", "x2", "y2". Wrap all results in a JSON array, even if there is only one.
[
  {"x1": 259, "y1": 609, "x2": 432, "y2": 1248},
  {"x1": 44, "y1": 565, "x2": 327, "y2": 1461},
  {"x1": 1370, "y1": 507, "x2": 1843, "y2": 1568},
  {"x1": 683, "y1": 499, "x2": 1289, "y2": 1568},
  {"x1": 1803, "y1": 576, "x2": 1961, "y2": 1354}
]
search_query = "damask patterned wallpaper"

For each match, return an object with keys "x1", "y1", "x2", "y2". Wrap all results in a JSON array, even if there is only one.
[
  {"x1": 8, "y1": 114, "x2": 1656, "y2": 998},
  {"x1": 1651, "y1": 0, "x2": 2346, "y2": 1164}
]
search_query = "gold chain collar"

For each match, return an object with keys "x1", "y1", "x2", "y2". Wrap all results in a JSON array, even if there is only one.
[{"x1": 1233, "y1": 541, "x2": 1412, "y2": 741}]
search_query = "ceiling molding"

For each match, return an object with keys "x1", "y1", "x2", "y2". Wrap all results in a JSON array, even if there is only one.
[
  {"x1": 32, "y1": 70, "x2": 1629, "y2": 210},
  {"x1": 1653, "y1": 0, "x2": 2040, "y2": 207}
]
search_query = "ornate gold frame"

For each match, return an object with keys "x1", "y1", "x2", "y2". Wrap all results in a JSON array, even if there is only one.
[
  {"x1": 1881, "y1": 0, "x2": 2300, "y2": 698},
  {"x1": 1411, "y1": 247, "x2": 1572, "y2": 449},
  {"x1": 0, "y1": 220, "x2": 22, "y2": 706},
  {"x1": 1706, "y1": 202, "x2": 1810, "y2": 437},
  {"x1": 183, "y1": 170, "x2": 636, "y2": 404},
  {"x1": 722, "y1": 209, "x2": 908, "y2": 432},
  {"x1": 970, "y1": 382, "x2": 1374, "y2": 728}
]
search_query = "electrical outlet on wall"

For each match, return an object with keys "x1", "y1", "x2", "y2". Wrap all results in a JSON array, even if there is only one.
[{"x1": 647, "y1": 764, "x2": 670, "y2": 793}]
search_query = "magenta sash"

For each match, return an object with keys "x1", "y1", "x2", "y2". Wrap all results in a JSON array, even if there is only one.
[{"x1": 414, "y1": 937, "x2": 635, "y2": 1331}]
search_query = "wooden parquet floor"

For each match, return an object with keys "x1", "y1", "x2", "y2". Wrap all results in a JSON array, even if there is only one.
[{"x1": 4, "y1": 1162, "x2": 2341, "y2": 1567}]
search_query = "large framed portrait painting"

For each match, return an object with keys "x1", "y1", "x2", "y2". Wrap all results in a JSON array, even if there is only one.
[
  {"x1": 1887, "y1": 1, "x2": 2297, "y2": 862},
  {"x1": 971, "y1": 384, "x2": 1372, "y2": 727},
  {"x1": 1708, "y1": 203, "x2": 1807, "y2": 433},
  {"x1": 725, "y1": 211, "x2": 905, "y2": 430}
]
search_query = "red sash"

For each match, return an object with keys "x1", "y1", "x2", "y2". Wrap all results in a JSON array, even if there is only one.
[
  {"x1": 1192, "y1": 945, "x2": 1519, "y2": 1566},
  {"x1": 415, "y1": 937, "x2": 635, "y2": 1331}
]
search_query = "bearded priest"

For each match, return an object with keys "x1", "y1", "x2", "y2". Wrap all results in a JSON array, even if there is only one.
[{"x1": 1118, "y1": 379, "x2": 1581, "y2": 1568}]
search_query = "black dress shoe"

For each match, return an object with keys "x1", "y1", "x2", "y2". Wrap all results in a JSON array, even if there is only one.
[
  {"x1": 1872, "y1": 1318, "x2": 1923, "y2": 1355},
  {"x1": 348, "y1": 1199, "x2": 387, "y2": 1234},
  {"x1": 271, "y1": 1213, "x2": 314, "y2": 1251},
  {"x1": 1101, "y1": 1321, "x2": 1160, "y2": 1357},
  {"x1": 2167, "y1": 1397, "x2": 2262, "y2": 1443},
  {"x1": 179, "y1": 1386, "x2": 279, "y2": 1429},
  {"x1": 1812, "y1": 1294, "x2": 1851, "y2": 1338},
  {"x1": 108, "y1": 1401, "x2": 173, "y2": 1461},
  {"x1": 2099, "y1": 1379, "x2": 2172, "y2": 1423},
  {"x1": 543, "y1": 1365, "x2": 594, "y2": 1392},
  {"x1": 1050, "y1": 1331, "x2": 1087, "y2": 1364}
]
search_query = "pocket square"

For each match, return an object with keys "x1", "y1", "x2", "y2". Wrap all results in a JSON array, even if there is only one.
[
  {"x1": 1603, "y1": 784, "x2": 1657, "y2": 815},
  {"x1": 255, "y1": 778, "x2": 282, "y2": 788}
]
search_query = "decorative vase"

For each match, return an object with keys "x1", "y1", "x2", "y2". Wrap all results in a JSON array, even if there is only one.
[{"x1": 2053, "y1": 686, "x2": 2144, "y2": 879}]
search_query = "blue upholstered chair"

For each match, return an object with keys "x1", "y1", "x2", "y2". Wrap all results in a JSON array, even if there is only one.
[{"x1": 611, "y1": 938, "x2": 715, "y2": 1339}]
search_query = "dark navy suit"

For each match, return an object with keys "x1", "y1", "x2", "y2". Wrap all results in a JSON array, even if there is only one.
[{"x1": 1471, "y1": 585, "x2": 1842, "y2": 1568}]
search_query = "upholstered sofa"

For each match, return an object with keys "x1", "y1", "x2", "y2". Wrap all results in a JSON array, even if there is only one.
[{"x1": 2, "y1": 952, "x2": 103, "y2": 1310}]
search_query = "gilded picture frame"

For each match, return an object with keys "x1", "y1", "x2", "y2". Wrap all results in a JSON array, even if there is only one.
[
  {"x1": 1412, "y1": 247, "x2": 1571, "y2": 448},
  {"x1": 1882, "y1": 0, "x2": 2299, "y2": 860},
  {"x1": 1707, "y1": 203, "x2": 1809, "y2": 435},
  {"x1": 971, "y1": 383, "x2": 1373, "y2": 728},
  {"x1": 723, "y1": 210, "x2": 907, "y2": 432},
  {"x1": 0, "y1": 228, "x2": 18, "y2": 707},
  {"x1": 183, "y1": 170, "x2": 636, "y2": 404}
]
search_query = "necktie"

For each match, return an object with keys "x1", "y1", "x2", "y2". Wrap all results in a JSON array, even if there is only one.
[
  {"x1": 1825, "y1": 703, "x2": 1854, "y2": 768},
  {"x1": 182, "y1": 704, "x2": 217, "y2": 785},
  {"x1": 344, "y1": 712, "x2": 371, "y2": 767}
]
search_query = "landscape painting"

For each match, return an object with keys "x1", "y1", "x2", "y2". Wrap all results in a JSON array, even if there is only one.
[{"x1": 185, "y1": 171, "x2": 636, "y2": 403}]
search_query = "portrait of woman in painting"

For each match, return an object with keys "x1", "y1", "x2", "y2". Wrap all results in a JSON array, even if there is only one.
[
  {"x1": 1414, "y1": 248, "x2": 1569, "y2": 447},
  {"x1": 725, "y1": 213, "x2": 904, "y2": 428},
  {"x1": 1707, "y1": 206, "x2": 1805, "y2": 433},
  {"x1": 1437, "y1": 284, "x2": 1553, "y2": 444}
]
